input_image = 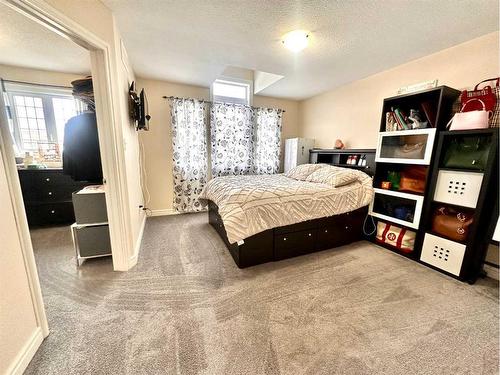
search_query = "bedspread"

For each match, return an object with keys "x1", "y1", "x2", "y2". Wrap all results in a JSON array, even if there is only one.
[{"x1": 199, "y1": 168, "x2": 373, "y2": 244}]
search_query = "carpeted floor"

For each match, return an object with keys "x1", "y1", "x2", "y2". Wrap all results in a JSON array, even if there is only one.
[{"x1": 25, "y1": 213, "x2": 499, "y2": 374}]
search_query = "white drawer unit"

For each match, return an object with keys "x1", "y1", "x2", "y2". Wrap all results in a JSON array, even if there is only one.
[
  {"x1": 420, "y1": 233, "x2": 466, "y2": 276},
  {"x1": 434, "y1": 170, "x2": 483, "y2": 208}
]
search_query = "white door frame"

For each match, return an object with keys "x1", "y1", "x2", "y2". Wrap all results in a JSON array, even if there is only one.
[{"x1": 0, "y1": 0, "x2": 135, "y2": 338}]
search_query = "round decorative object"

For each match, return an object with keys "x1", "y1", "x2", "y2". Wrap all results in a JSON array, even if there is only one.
[{"x1": 334, "y1": 139, "x2": 345, "y2": 149}]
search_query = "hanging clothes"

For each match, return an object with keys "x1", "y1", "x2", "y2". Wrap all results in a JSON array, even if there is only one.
[{"x1": 63, "y1": 111, "x2": 103, "y2": 183}]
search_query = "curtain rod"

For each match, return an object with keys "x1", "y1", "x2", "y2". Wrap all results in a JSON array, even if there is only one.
[
  {"x1": 1, "y1": 79, "x2": 72, "y2": 90},
  {"x1": 162, "y1": 95, "x2": 285, "y2": 113}
]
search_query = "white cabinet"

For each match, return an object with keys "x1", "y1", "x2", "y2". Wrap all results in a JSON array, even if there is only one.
[{"x1": 284, "y1": 138, "x2": 315, "y2": 173}]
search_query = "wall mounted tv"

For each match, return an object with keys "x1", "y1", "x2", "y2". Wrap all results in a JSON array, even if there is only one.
[{"x1": 129, "y1": 81, "x2": 151, "y2": 131}]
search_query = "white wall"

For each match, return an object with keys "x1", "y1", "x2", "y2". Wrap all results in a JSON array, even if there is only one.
[
  {"x1": 0, "y1": 137, "x2": 43, "y2": 375},
  {"x1": 299, "y1": 32, "x2": 499, "y2": 149}
]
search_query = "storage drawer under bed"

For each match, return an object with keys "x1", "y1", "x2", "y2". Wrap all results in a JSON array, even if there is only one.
[
  {"x1": 275, "y1": 229, "x2": 316, "y2": 260},
  {"x1": 208, "y1": 202, "x2": 368, "y2": 268}
]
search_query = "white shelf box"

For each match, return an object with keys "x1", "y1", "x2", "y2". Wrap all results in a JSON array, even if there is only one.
[
  {"x1": 375, "y1": 128, "x2": 436, "y2": 165},
  {"x1": 434, "y1": 170, "x2": 483, "y2": 208},
  {"x1": 369, "y1": 188, "x2": 424, "y2": 229},
  {"x1": 420, "y1": 233, "x2": 466, "y2": 276}
]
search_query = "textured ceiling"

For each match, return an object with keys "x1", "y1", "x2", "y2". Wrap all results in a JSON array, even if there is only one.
[
  {"x1": 0, "y1": 3, "x2": 90, "y2": 74},
  {"x1": 103, "y1": 0, "x2": 498, "y2": 100}
]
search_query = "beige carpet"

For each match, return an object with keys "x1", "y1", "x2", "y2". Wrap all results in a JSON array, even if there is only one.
[{"x1": 25, "y1": 212, "x2": 499, "y2": 374}]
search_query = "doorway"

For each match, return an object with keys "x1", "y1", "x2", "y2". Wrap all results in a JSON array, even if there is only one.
[{"x1": 0, "y1": 1, "x2": 135, "y2": 372}]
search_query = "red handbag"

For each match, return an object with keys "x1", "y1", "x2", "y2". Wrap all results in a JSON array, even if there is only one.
[
  {"x1": 376, "y1": 222, "x2": 415, "y2": 253},
  {"x1": 460, "y1": 78, "x2": 498, "y2": 113}
]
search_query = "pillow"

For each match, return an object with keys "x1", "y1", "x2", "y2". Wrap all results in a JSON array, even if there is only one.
[
  {"x1": 305, "y1": 165, "x2": 359, "y2": 187},
  {"x1": 285, "y1": 163, "x2": 326, "y2": 181}
]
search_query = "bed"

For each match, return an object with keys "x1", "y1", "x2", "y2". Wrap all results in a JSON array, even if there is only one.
[{"x1": 199, "y1": 164, "x2": 374, "y2": 268}]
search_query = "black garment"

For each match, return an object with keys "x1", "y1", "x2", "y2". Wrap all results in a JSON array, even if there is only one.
[{"x1": 63, "y1": 112, "x2": 103, "y2": 182}]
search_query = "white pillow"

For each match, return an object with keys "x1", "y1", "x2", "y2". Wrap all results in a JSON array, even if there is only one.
[
  {"x1": 285, "y1": 164, "x2": 326, "y2": 181},
  {"x1": 305, "y1": 165, "x2": 358, "y2": 187}
]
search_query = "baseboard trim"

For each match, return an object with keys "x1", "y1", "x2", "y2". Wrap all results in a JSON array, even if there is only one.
[
  {"x1": 129, "y1": 214, "x2": 147, "y2": 269},
  {"x1": 7, "y1": 327, "x2": 43, "y2": 375},
  {"x1": 149, "y1": 209, "x2": 179, "y2": 216},
  {"x1": 484, "y1": 263, "x2": 499, "y2": 280}
]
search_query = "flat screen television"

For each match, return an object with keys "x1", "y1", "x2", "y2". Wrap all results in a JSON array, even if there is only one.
[
  {"x1": 129, "y1": 82, "x2": 150, "y2": 131},
  {"x1": 138, "y1": 89, "x2": 150, "y2": 130}
]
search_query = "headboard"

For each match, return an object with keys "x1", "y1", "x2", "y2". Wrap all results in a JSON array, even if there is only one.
[{"x1": 309, "y1": 148, "x2": 376, "y2": 176}]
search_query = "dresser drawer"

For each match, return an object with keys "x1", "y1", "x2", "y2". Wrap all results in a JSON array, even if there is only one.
[
  {"x1": 31, "y1": 171, "x2": 76, "y2": 187},
  {"x1": 274, "y1": 229, "x2": 316, "y2": 260},
  {"x1": 38, "y1": 185, "x2": 78, "y2": 202},
  {"x1": 25, "y1": 202, "x2": 75, "y2": 226},
  {"x1": 19, "y1": 169, "x2": 87, "y2": 205}
]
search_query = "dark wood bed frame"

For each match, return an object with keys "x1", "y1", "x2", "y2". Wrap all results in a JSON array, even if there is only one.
[{"x1": 208, "y1": 201, "x2": 368, "y2": 268}]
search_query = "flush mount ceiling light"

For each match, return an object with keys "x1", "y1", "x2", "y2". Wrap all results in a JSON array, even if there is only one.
[{"x1": 282, "y1": 30, "x2": 310, "y2": 52}]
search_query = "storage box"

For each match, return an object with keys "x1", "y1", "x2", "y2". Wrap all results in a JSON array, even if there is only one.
[
  {"x1": 434, "y1": 170, "x2": 483, "y2": 208},
  {"x1": 369, "y1": 188, "x2": 424, "y2": 229},
  {"x1": 420, "y1": 233, "x2": 466, "y2": 276},
  {"x1": 72, "y1": 185, "x2": 107, "y2": 224},
  {"x1": 71, "y1": 223, "x2": 111, "y2": 260}
]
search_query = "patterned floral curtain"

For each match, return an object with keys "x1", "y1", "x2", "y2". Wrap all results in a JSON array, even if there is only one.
[
  {"x1": 170, "y1": 98, "x2": 282, "y2": 213},
  {"x1": 169, "y1": 98, "x2": 209, "y2": 212},
  {"x1": 252, "y1": 108, "x2": 283, "y2": 174},
  {"x1": 210, "y1": 104, "x2": 282, "y2": 177},
  {"x1": 210, "y1": 103, "x2": 254, "y2": 177}
]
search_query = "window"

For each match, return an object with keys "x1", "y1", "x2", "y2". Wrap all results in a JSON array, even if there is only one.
[
  {"x1": 212, "y1": 79, "x2": 251, "y2": 105},
  {"x1": 4, "y1": 82, "x2": 83, "y2": 160}
]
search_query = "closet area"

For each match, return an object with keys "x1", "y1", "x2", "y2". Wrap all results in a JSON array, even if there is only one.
[{"x1": 2, "y1": 71, "x2": 111, "y2": 265}]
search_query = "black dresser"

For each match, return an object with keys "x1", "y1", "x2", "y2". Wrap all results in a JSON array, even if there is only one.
[{"x1": 18, "y1": 169, "x2": 89, "y2": 227}]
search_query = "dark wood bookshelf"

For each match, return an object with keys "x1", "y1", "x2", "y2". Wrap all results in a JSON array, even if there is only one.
[
  {"x1": 369, "y1": 86, "x2": 461, "y2": 266},
  {"x1": 309, "y1": 148, "x2": 376, "y2": 176}
]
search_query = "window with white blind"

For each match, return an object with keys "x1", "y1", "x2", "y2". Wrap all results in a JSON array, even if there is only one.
[
  {"x1": 211, "y1": 79, "x2": 251, "y2": 105},
  {"x1": 3, "y1": 82, "x2": 83, "y2": 159}
]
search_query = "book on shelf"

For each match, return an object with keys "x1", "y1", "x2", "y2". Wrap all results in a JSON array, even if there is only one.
[{"x1": 392, "y1": 107, "x2": 410, "y2": 130}]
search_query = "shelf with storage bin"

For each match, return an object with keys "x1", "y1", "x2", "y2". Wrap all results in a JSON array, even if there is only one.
[
  {"x1": 419, "y1": 128, "x2": 498, "y2": 282},
  {"x1": 374, "y1": 219, "x2": 418, "y2": 258},
  {"x1": 433, "y1": 170, "x2": 483, "y2": 208},
  {"x1": 369, "y1": 85, "x2": 461, "y2": 258},
  {"x1": 369, "y1": 188, "x2": 424, "y2": 229},
  {"x1": 375, "y1": 128, "x2": 436, "y2": 165},
  {"x1": 372, "y1": 163, "x2": 428, "y2": 195}
]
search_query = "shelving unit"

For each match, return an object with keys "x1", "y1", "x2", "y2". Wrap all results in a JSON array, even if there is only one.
[
  {"x1": 369, "y1": 86, "x2": 460, "y2": 259},
  {"x1": 309, "y1": 148, "x2": 376, "y2": 176},
  {"x1": 419, "y1": 128, "x2": 498, "y2": 282}
]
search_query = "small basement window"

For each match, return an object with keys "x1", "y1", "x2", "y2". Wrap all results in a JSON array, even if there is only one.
[{"x1": 212, "y1": 79, "x2": 251, "y2": 105}]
